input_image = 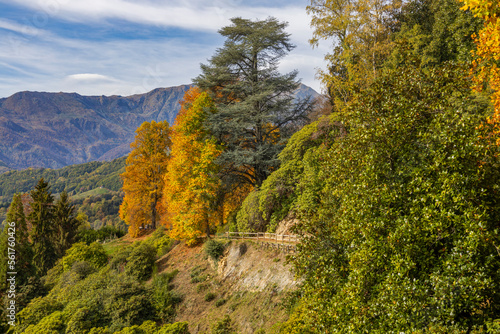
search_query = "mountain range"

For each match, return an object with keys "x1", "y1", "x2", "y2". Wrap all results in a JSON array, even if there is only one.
[{"x1": 0, "y1": 84, "x2": 319, "y2": 171}]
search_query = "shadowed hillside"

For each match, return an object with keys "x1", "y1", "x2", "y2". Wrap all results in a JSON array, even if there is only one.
[{"x1": 0, "y1": 85, "x2": 191, "y2": 170}]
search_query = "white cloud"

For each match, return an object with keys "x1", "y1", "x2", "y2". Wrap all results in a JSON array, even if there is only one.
[
  {"x1": 0, "y1": 18, "x2": 46, "y2": 36},
  {"x1": 66, "y1": 73, "x2": 117, "y2": 82}
]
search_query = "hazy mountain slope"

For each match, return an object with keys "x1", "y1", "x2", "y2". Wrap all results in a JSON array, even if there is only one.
[{"x1": 0, "y1": 85, "x2": 190, "y2": 170}]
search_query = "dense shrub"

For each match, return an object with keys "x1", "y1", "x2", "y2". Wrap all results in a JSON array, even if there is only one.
[
  {"x1": 124, "y1": 243, "x2": 157, "y2": 281},
  {"x1": 290, "y1": 64, "x2": 500, "y2": 332},
  {"x1": 204, "y1": 239, "x2": 226, "y2": 262},
  {"x1": 16, "y1": 297, "x2": 64, "y2": 333},
  {"x1": 24, "y1": 311, "x2": 65, "y2": 334},
  {"x1": 152, "y1": 271, "x2": 182, "y2": 322},
  {"x1": 77, "y1": 226, "x2": 125, "y2": 244},
  {"x1": 211, "y1": 315, "x2": 236, "y2": 334},
  {"x1": 204, "y1": 292, "x2": 216, "y2": 302},
  {"x1": 215, "y1": 298, "x2": 226, "y2": 307},
  {"x1": 62, "y1": 242, "x2": 108, "y2": 271}
]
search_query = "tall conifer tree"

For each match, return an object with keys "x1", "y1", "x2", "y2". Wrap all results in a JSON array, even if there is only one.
[
  {"x1": 28, "y1": 178, "x2": 57, "y2": 277},
  {"x1": 54, "y1": 191, "x2": 80, "y2": 257},
  {"x1": 194, "y1": 17, "x2": 314, "y2": 188}
]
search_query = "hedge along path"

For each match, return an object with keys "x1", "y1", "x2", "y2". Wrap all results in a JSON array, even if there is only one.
[{"x1": 216, "y1": 232, "x2": 300, "y2": 253}]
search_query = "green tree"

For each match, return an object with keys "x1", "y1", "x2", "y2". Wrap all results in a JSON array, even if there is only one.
[
  {"x1": 0, "y1": 193, "x2": 33, "y2": 289},
  {"x1": 289, "y1": 63, "x2": 500, "y2": 332},
  {"x1": 389, "y1": 0, "x2": 482, "y2": 67},
  {"x1": 236, "y1": 118, "x2": 335, "y2": 232},
  {"x1": 194, "y1": 17, "x2": 314, "y2": 188},
  {"x1": 29, "y1": 178, "x2": 57, "y2": 277},
  {"x1": 307, "y1": 0, "x2": 401, "y2": 110},
  {"x1": 54, "y1": 191, "x2": 81, "y2": 257}
]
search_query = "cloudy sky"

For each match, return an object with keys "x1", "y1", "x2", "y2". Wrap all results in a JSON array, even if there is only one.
[{"x1": 0, "y1": 0, "x2": 329, "y2": 99}]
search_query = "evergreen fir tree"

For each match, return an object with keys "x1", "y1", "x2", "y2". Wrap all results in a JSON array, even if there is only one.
[
  {"x1": 6, "y1": 194, "x2": 34, "y2": 286},
  {"x1": 194, "y1": 17, "x2": 314, "y2": 187},
  {"x1": 54, "y1": 191, "x2": 80, "y2": 257},
  {"x1": 28, "y1": 178, "x2": 57, "y2": 277}
]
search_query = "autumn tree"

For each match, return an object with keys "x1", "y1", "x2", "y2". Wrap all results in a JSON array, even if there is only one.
[
  {"x1": 194, "y1": 17, "x2": 314, "y2": 188},
  {"x1": 120, "y1": 120, "x2": 171, "y2": 237},
  {"x1": 164, "y1": 88, "x2": 226, "y2": 244},
  {"x1": 459, "y1": 0, "x2": 500, "y2": 144},
  {"x1": 307, "y1": 0, "x2": 402, "y2": 110}
]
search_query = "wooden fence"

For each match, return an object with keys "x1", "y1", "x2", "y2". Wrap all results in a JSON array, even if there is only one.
[
  {"x1": 219, "y1": 231, "x2": 300, "y2": 244},
  {"x1": 216, "y1": 232, "x2": 301, "y2": 253}
]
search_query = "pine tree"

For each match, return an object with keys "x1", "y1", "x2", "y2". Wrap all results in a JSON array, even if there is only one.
[
  {"x1": 28, "y1": 178, "x2": 57, "y2": 277},
  {"x1": 194, "y1": 17, "x2": 314, "y2": 188},
  {"x1": 54, "y1": 191, "x2": 80, "y2": 257}
]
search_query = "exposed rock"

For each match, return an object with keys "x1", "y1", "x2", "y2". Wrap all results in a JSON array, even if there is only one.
[
  {"x1": 217, "y1": 241, "x2": 298, "y2": 292},
  {"x1": 275, "y1": 215, "x2": 299, "y2": 235}
]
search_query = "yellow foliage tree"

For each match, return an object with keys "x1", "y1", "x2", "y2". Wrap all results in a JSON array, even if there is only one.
[
  {"x1": 163, "y1": 88, "x2": 251, "y2": 244},
  {"x1": 163, "y1": 89, "x2": 222, "y2": 244},
  {"x1": 307, "y1": 0, "x2": 400, "y2": 110},
  {"x1": 460, "y1": 0, "x2": 500, "y2": 142},
  {"x1": 119, "y1": 120, "x2": 171, "y2": 237}
]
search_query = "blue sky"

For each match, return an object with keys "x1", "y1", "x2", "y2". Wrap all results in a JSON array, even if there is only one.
[{"x1": 0, "y1": 0, "x2": 328, "y2": 99}]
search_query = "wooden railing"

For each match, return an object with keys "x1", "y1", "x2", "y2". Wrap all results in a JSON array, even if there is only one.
[{"x1": 218, "y1": 232, "x2": 300, "y2": 244}]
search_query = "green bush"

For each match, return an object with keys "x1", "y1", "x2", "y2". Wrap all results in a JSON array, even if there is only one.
[
  {"x1": 109, "y1": 247, "x2": 132, "y2": 272},
  {"x1": 235, "y1": 190, "x2": 265, "y2": 232},
  {"x1": 196, "y1": 283, "x2": 208, "y2": 293},
  {"x1": 62, "y1": 242, "x2": 108, "y2": 271},
  {"x1": 205, "y1": 292, "x2": 216, "y2": 302},
  {"x1": 290, "y1": 64, "x2": 500, "y2": 331},
  {"x1": 24, "y1": 311, "x2": 65, "y2": 334},
  {"x1": 16, "y1": 297, "x2": 63, "y2": 333},
  {"x1": 103, "y1": 274, "x2": 155, "y2": 332},
  {"x1": 77, "y1": 226, "x2": 125, "y2": 244},
  {"x1": 124, "y1": 243, "x2": 157, "y2": 281},
  {"x1": 157, "y1": 321, "x2": 190, "y2": 334},
  {"x1": 215, "y1": 298, "x2": 226, "y2": 307},
  {"x1": 143, "y1": 227, "x2": 174, "y2": 257},
  {"x1": 204, "y1": 239, "x2": 226, "y2": 262},
  {"x1": 152, "y1": 271, "x2": 182, "y2": 322},
  {"x1": 211, "y1": 315, "x2": 236, "y2": 334}
]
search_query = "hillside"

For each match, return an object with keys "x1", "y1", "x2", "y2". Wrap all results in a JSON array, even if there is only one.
[
  {"x1": 0, "y1": 157, "x2": 126, "y2": 227},
  {"x1": 6, "y1": 229, "x2": 298, "y2": 333},
  {"x1": 157, "y1": 239, "x2": 297, "y2": 333},
  {"x1": 0, "y1": 85, "x2": 190, "y2": 170},
  {"x1": 0, "y1": 156, "x2": 125, "y2": 203}
]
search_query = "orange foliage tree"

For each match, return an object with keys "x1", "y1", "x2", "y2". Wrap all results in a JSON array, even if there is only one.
[
  {"x1": 120, "y1": 120, "x2": 171, "y2": 237},
  {"x1": 163, "y1": 88, "x2": 250, "y2": 244},
  {"x1": 460, "y1": 0, "x2": 500, "y2": 142}
]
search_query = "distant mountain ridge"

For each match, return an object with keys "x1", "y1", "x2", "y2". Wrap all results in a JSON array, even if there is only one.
[
  {"x1": 0, "y1": 85, "x2": 191, "y2": 171},
  {"x1": 0, "y1": 84, "x2": 319, "y2": 171}
]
